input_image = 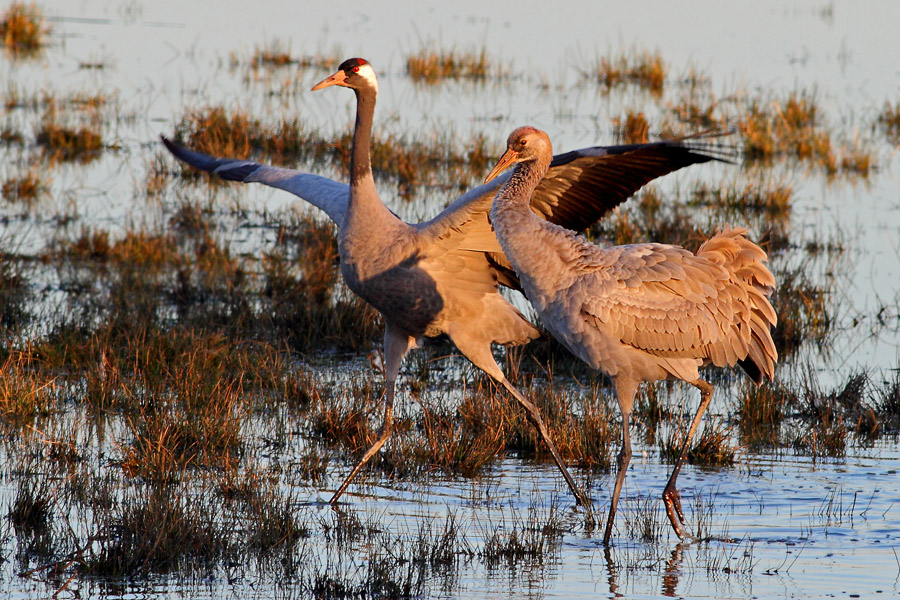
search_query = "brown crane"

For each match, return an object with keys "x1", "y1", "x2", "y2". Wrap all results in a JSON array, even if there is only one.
[{"x1": 485, "y1": 126, "x2": 776, "y2": 543}]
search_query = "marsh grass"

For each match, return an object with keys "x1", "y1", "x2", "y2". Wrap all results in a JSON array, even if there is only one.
[
  {"x1": 0, "y1": 351, "x2": 57, "y2": 426},
  {"x1": 690, "y1": 177, "x2": 792, "y2": 222},
  {"x1": 219, "y1": 469, "x2": 309, "y2": 554},
  {"x1": 400, "y1": 386, "x2": 510, "y2": 478},
  {"x1": 406, "y1": 46, "x2": 505, "y2": 83},
  {"x1": 309, "y1": 509, "x2": 470, "y2": 598},
  {"x1": 612, "y1": 111, "x2": 650, "y2": 144},
  {"x1": 771, "y1": 262, "x2": 836, "y2": 358},
  {"x1": 80, "y1": 486, "x2": 235, "y2": 577},
  {"x1": 173, "y1": 106, "x2": 314, "y2": 169},
  {"x1": 621, "y1": 494, "x2": 667, "y2": 543},
  {"x1": 737, "y1": 91, "x2": 871, "y2": 176},
  {"x1": 2, "y1": 168, "x2": 49, "y2": 204},
  {"x1": 633, "y1": 383, "x2": 672, "y2": 445},
  {"x1": 0, "y1": 258, "x2": 30, "y2": 336},
  {"x1": 35, "y1": 113, "x2": 103, "y2": 163},
  {"x1": 8, "y1": 476, "x2": 57, "y2": 565},
  {"x1": 791, "y1": 372, "x2": 852, "y2": 458},
  {"x1": 660, "y1": 417, "x2": 736, "y2": 468},
  {"x1": 669, "y1": 83, "x2": 723, "y2": 130},
  {"x1": 253, "y1": 42, "x2": 336, "y2": 70},
  {"x1": 737, "y1": 381, "x2": 794, "y2": 448},
  {"x1": 1, "y1": 2, "x2": 48, "y2": 57},
  {"x1": 873, "y1": 370, "x2": 900, "y2": 435},
  {"x1": 590, "y1": 49, "x2": 667, "y2": 96},
  {"x1": 480, "y1": 500, "x2": 566, "y2": 568},
  {"x1": 878, "y1": 101, "x2": 900, "y2": 144},
  {"x1": 330, "y1": 128, "x2": 500, "y2": 197}
]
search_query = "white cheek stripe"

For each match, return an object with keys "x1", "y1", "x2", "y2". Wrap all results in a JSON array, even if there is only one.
[{"x1": 358, "y1": 64, "x2": 378, "y2": 92}]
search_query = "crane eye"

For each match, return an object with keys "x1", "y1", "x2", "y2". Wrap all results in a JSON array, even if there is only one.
[{"x1": 352, "y1": 66, "x2": 360, "y2": 73}]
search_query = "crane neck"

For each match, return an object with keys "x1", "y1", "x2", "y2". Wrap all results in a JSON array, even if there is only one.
[
  {"x1": 350, "y1": 87, "x2": 376, "y2": 184},
  {"x1": 493, "y1": 157, "x2": 549, "y2": 213}
]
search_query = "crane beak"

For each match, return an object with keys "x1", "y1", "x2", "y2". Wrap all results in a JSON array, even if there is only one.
[
  {"x1": 484, "y1": 148, "x2": 519, "y2": 183},
  {"x1": 311, "y1": 69, "x2": 348, "y2": 91}
]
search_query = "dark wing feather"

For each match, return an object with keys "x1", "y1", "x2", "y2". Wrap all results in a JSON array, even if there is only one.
[{"x1": 532, "y1": 137, "x2": 734, "y2": 232}]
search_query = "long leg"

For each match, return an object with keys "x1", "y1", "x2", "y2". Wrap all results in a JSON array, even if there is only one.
[
  {"x1": 452, "y1": 336, "x2": 590, "y2": 508},
  {"x1": 662, "y1": 378, "x2": 713, "y2": 538},
  {"x1": 603, "y1": 376, "x2": 637, "y2": 545},
  {"x1": 330, "y1": 325, "x2": 415, "y2": 504},
  {"x1": 498, "y1": 378, "x2": 591, "y2": 507}
]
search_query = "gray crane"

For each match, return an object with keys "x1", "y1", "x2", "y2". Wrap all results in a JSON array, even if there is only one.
[
  {"x1": 485, "y1": 126, "x2": 777, "y2": 544},
  {"x1": 163, "y1": 58, "x2": 730, "y2": 507}
]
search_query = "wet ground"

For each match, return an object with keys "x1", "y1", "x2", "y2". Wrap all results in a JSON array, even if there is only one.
[{"x1": 2, "y1": 1, "x2": 900, "y2": 598}]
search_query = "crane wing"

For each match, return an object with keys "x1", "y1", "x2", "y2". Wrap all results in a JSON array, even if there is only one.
[
  {"x1": 161, "y1": 136, "x2": 349, "y2": 226},
  {"x1": 578, "y1": 243, "x2": 748, "y2": 364},
  {"x1": 416, "y1": 135, "x2": 731, "y2": 287},
  {"x1": 534, "y1": 137, "x2": 733, "y2": 231}
]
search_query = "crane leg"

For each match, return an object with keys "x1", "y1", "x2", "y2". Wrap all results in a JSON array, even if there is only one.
[
  {"x1": 603, "y1": 376, "x2": 637, "y2": 545},
  {"x1": 330, "y1": 326, "x2": 415, "y2": 504},
  {"x1": 452, "y1": 335, "x2": 590, "y2": 508},
  {"x1": 662, "y1": 379, "x2": 713, "y2": 539},
  {"x1": 602, "y1": 411, "x2": 631, "y2": 545},
  {"x1": 499, "y1": 379, "x2": 592, "y2": 508}
]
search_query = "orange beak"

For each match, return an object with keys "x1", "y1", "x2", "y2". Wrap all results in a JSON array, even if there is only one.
[
  {"x1": 311, "y1": 69, "x2": 348, "y2": 91},
  {"x1": 484, "y1": 148, "x2": 520, "y2": 183}
]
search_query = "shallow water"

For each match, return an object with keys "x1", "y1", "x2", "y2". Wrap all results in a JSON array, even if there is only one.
[{"x1": 2, "y1": 0, "x2": 900, "y2": 598}]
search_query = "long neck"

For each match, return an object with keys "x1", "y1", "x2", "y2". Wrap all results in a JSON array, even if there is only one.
[
  {"x1": 491, "y1": 156, "x2": 577, "y2": 300},
  {"x1": 341, "y1": 84, "x2": 401, "y2": 260},
  {"x1": 493, "y1": 157, "x2": 548, "y2": 215},
  {"x1": 342, "y1": 85, "x2": 398, "y2": 234},
  {"x1": 350, "y1": 87, "x2": 375, "y2": 184}
]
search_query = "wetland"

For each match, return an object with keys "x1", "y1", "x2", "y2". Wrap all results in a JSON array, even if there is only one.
[{"x1": 1, "y1": 1, "x2": 900, "y2": 598}]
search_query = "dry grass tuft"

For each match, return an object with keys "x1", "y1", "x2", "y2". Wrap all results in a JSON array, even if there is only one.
[
  {"x1": 80, "y1": 486, "x2": 234, "y2": 577},
  {"x1": 592, "y1": 49, "x2": 667, "y2": 96},
  {"x1": 771, "y1": 263, "x2": 835, "y2": 358},
  {"x1": 36, "y1": 113, "x2": 103, "y2": 162},
  {"x1": 736, "y1": 91, "x2": 873, "y2": 176},
  {"x1": 737, "y1": 381, "x2": 794, "y2": 448},
  {"x1": 613, "y1": 111, "x2": 650, "y2": 144},
  {"x1": 0, "y1": 351, "x2": 57, "y2": 426},
  {"x1": 173, "y1": 105, "x2": 317, "y2": 168},
  {"x1": 1, "y1": 2, "x2": 48, "y2": 57},
  {"x1": 878, "y1": 101, "x2": 900, "y2": 144},
  {"x1": 406, "y1": 46, "x2": 503, "y2": 83},
  {"x1": 690, "y1": 178, "x2": 792, "y2": 222},
  {"x1": 231, "y1": 40, "x2": 340, "y2": 72},
  {"x1": 0, "y1": 256, "x2": 31, "y2": 336},
  {"x1": 2, "y1": 167, "x2": 50, "y2": 204},
  {"x1": 660, "y1": 417, "x2": 736, "y2": 468}
]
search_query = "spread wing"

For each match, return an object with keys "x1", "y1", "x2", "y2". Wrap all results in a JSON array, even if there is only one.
[
  {"x1": 161, "y1": 136, "x2": 349, "y2": 226},
  {"x1": 533, "y1": 138, "x2": 733, "y2": 231},
  {"x1": 416, "y1": 135, "x2": 732, "y2": 288}
]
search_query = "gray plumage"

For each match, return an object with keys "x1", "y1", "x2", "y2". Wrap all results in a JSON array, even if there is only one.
[
  {"x1": 486, "y1": 126, "x2": 777, "y2": 544},
  {"x1": 163, "y1": 58, "x2": 729, "y2": 507}
]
